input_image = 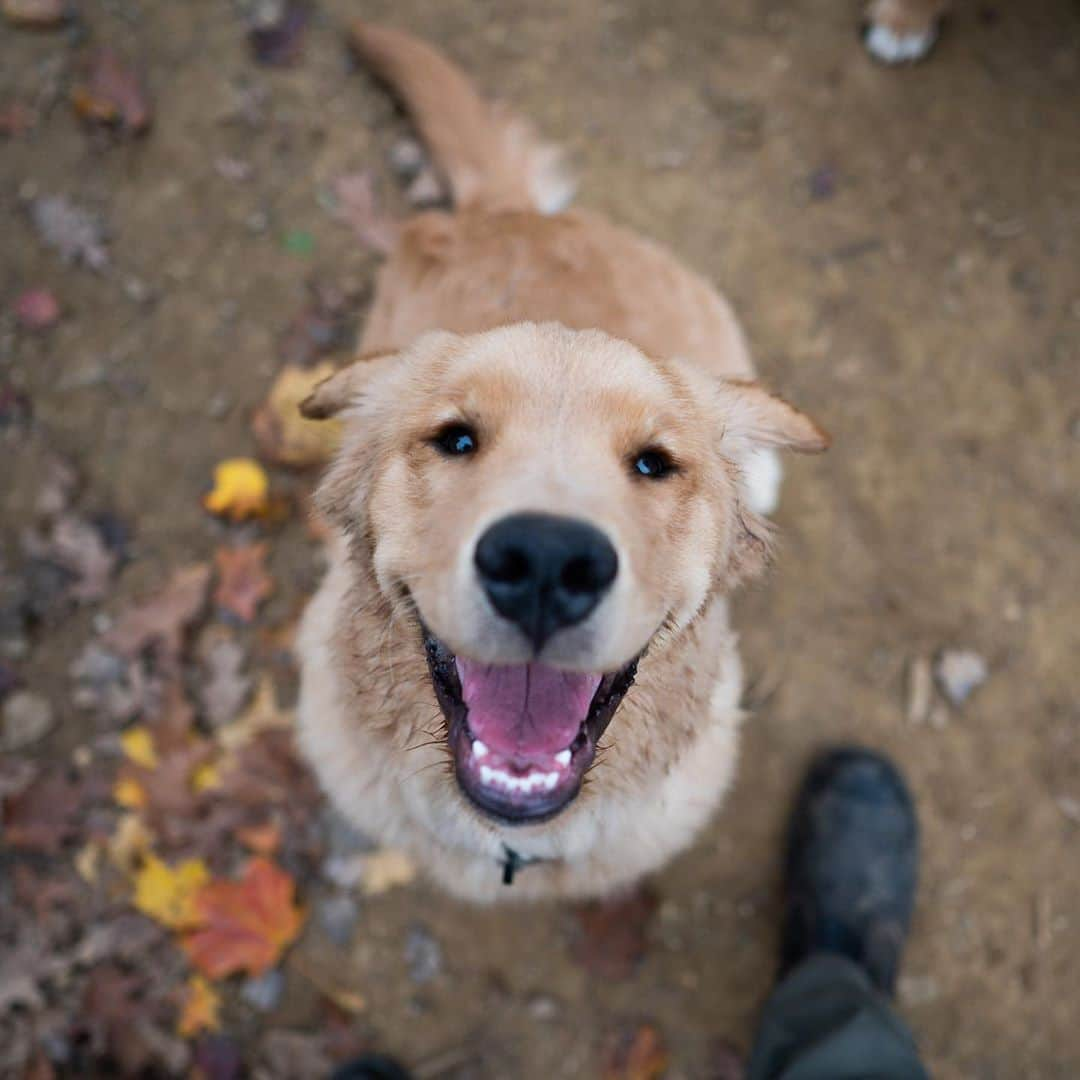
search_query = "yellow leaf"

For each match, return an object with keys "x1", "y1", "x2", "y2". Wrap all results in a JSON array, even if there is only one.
[
  {"x1": 177, "y1": 975, "x2": 220, "y2": 1038},
  {"x1": 202, "y1": 458, "x2": 271, "y2": 522},
  {"x1": 359, "y1": 849, "x2": 416, "y2": 896},
  {"x1": 252, "y1": 362, "x2": 344, "y2": 467},
  {"x1": 75, "y1": 841, "x2": 103, "y2": 883},
  {"x1": 108, "y1": 813, "x2": 153, "y2": 875},
  {"x1": 191, "y1": 761, "x2": 221, "y2": 793},
  {"x1": 120, "y1": 726, "x2": 158, "y2": 769},
  {"x1": 113, "y1": 776, "x2": 147, "y2": 809},
  {"x1": 133, "y1": 853, "x2": 210, "y2": 930},
  {"x1": 218, "y1": 676, "x2": 292, "y2": 752}
]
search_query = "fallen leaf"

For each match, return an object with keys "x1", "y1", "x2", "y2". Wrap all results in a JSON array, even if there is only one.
[
  {"x1": 14, "y1": 288, "x2": 60, "y2": 330},
  {"x1": 1, "y1": 689, "x2": 55, "y2": 751},
  {"x1": 107, "y1": 812, "x2": 154, "y2": 874},
  {"x1": 214, "y1": 543, "x2": 274, "y2": 623},
  {"x1": 30, "y1": 194, "x2": 109, "y2": 271},
  {"x1": 602, "y1": 1023, "x2": 669, "y2": 1080},
  {"x1": 237, "y1": 821, "x2": 282, "y2": 855},
  {"x1": 574, "y1": 886, "x2": 658, "y2": 981},
  {"x1": 22, "y1": 511, "x2": 118, "y2": 602},
  {"x1": 202, "y1": 458, "x2": 277, "y2": 522},
  {"x1": 198, "y1": 628, "x2": 251, "y2": 728},
  {"x1": 80, "y1": 963, "x2": 190, "y2": 1076},
  {"x1": 249, "y1": 1, "x2": 309, "y2": 66},
  {"x1": 178, "y1": 976, "x2": 220, "y2": 1038},
  {"x1": 105, "y1": 563, "x2": 211, "y2": 665},
  {"x1": 222, "y1": 729, "x2": 318, "y2": 812},
  {"x1": 1, "y1": 764, "x2": 87, "y2": 852},
  {"x1": 1, "y1": 0, "x2": 67, "y2": 28},
  {"x1": 184, "y1": 857, "x2": 305, "y2": 979},
  {"x1": 217, "y1": 675, "x2": 292, "y2": 751},
  {"x1": 251, "y1": 362, "x2": 344, "y2": 467},
  {"x1": 120, "y1": 726, "x2": 159, "y2": 769},
  {"x1": 71, "y1": 48, "x2": 152, "y2": 134},
  {"x1": 133, "y1": 853, "x2": 211, "y2": 930},
  {"x1": 113, "y1": 776, "x2": 147, "y2": 809},
  {"x1": 359, "y1": 849, "x2": 417, "y2": 896},
  {"x1": 332, "y1": 171, "x2": 399, "y2": 254}
]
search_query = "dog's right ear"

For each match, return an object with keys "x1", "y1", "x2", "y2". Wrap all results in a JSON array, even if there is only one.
[{"x1": 299, "y1": 351, "x2": 399, "y2": 420}]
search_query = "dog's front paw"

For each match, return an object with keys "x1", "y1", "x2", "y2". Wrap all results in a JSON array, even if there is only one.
[{"x1": 863, "y1": 0, "x2": 943, "y2": 64}]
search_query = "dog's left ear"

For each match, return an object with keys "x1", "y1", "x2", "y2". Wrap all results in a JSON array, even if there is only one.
[
  {"x1": 299, "y1": 351, "x2": 399, "y2": 420},
  {"x1": 719, "y1": 379, "x2": 830, "y2": 454}
]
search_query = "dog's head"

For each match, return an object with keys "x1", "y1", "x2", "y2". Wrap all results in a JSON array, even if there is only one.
[{"x1": 304, "y1": 324, "x2": 827, "y2": 824}]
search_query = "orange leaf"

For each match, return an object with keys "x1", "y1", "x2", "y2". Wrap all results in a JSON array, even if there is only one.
[
  {"x1": 177, "y1": 975, "x2": 220, "y2": 1038},
  {"x1": 214, "y1": 543, "x2": 274, "y2": 624},
  {"x1": 602, "y1": 1023, "x2": 669, "y2": 1080},
  {"x1": 237, "y1": 821, "x2": 282, "y2": 855},
  {"x1": 184, "y1": 857, "x2": 304, "y2": 979}
]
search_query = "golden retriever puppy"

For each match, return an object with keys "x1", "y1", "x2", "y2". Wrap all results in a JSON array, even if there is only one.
[{"x1": 296, "y1": 23, "x2": 829, "y2": 903}]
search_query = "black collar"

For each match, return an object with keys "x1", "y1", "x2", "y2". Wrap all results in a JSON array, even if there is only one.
[{"x1": 500, "y1": 844, "x2": 547, "y2": 885}]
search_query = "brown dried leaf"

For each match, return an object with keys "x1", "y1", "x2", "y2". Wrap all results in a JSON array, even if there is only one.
[
  {"x1": 214, "y1": 543, "x2": 274, "y2": 624},
  {"x1": 106, "y1": 563, "x2": 210, "y2": 664},
  {"x1": 1, "y1": 764, "x2": 87, "y2": 853},
  {"x1": 71, "y1": 48, "x2": 152, "y2": 134},
  {"x1": 198, "y1": 627, "x2": 251, "y2": 727}
]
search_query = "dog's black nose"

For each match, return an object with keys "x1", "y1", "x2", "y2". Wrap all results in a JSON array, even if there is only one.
[{"x1": 474, "y1": 513, "x2": 618, "y2": 650}]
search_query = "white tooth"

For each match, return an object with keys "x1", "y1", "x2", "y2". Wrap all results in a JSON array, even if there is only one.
[
  {"x1": 480, "y1": 765, "x2": 493, "y2": 785},
  {"x1": 555, "y1": 750, "x2": 571, "y2": 768},
  {"x1": 545, "y1": 772, "x2": 559, "y2": 790},
  {"x1": 472, "y1": 740, "x2": 489, "y2": 759}
]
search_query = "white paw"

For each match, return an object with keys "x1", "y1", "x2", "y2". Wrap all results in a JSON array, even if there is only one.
[
  {"x1": 742, "y1": 448, "x2": 783, "y2": 516},
  {"x1": 864, "y1": 21, "x2": 938, "y2": 64}
]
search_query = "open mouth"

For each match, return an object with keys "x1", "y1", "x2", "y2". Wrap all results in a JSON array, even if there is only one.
[{"x1": 424, "y1": 635, "x2": 638, "y2": 824}]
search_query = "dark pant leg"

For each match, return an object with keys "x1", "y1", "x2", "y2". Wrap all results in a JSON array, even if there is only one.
[{"x1": 746, "y1": 953, "x2": 930, "y2": 1080}]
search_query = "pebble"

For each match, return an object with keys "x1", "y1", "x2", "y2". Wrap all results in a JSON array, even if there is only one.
[
  {"x1": 404, "y1": 923, "x2": 443, "y2": 984},
  {"x1": 1, "y1": 690, "x2": 55, "y2": 751},
  {"x1": 406, "y1": 167, "x2": 447, "y2": 208},
  {"x1": 527, "y1": 993, "x2": 561, "y2": 1021},
  {"x1": 1056, "y1": 796, "x2": 1080, "y2": 824},
  {"x1": 317, "y1": 893, "x2": 359, "y2": 947},
  {"x1": 388, "y1": 137, "x2": 425, "y2": 179},
  {"x1": 934, "y1": 649, "x2": 989, "y2": 705},
  {"x1": 242, "y1": 969, "x2": 285, "y2": 1012}
]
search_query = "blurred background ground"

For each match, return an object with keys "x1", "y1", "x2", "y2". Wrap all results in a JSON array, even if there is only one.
[{"x1": 2, "y1": 0, "x2": 1079, "y2": 1077}]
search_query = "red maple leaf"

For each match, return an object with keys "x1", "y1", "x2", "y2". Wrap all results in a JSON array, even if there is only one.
[{"x1": 183, "y1": 857, "x2": 304, "y2": 979}]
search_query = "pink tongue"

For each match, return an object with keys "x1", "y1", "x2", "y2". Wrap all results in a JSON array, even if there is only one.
[{"x1": 455, "y1": 659, "x2": 601, "y2": 759}]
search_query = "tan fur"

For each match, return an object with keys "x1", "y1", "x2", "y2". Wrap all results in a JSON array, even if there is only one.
[{"x1": 297, "y1": 23, "x2": 827, "y2": 902}]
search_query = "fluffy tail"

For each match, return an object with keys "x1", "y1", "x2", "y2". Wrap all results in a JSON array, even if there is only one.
[{"x1": 349, "y1": 21, "x2": 575, "y2": 214}]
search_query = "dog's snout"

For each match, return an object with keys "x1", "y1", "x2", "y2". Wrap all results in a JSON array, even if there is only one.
[{"x1": 475, "y1": 513, "x2": 618, "y2": 650}]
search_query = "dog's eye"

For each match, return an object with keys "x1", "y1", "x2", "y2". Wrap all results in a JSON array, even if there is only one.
[
  {"x1": 432, "y1": 423, "x2": 478, "y2": 457},
  {"x1": 632, "y1": 448, "x2": 676, "y2": 479}
]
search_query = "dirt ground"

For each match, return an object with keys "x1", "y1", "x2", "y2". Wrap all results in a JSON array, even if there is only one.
[{"x1": 3, "y1": 0, "x2": 1079, "y2": 1077}]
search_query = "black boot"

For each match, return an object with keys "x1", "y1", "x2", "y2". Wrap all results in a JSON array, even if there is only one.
[
  {"x1": 780, "y1": 747, "x2": 918, "y2": 995},
  {"x1": 330, "y1": 1054, "x2": 413, "y2": 1080}
]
